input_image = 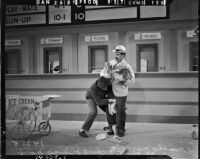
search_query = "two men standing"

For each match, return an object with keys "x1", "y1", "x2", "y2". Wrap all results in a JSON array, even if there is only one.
[{"x1": 79, "y1": 45, "x2": 135, "y2": 138}]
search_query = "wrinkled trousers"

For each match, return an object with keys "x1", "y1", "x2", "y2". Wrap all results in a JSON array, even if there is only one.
[
  {"x1": 106, "y1": 96, "x2": 127, "y2": 136},
  {"x1": 81, "y1": 99, "x2": 98, "y2": 131},
  {"x1": 81, "y1": 99, "x2": 108, "y2": 131}
]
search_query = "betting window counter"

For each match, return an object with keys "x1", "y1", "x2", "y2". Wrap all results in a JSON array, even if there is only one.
[{"x1": 5, "y1": 72, "x2": 198, "y2": 124}]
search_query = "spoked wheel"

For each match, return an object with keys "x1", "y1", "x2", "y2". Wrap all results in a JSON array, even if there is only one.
[
  {"x1": 38, "y1": 121, "x2": 51, "y2": 136},
  {"x1": 6, "y1": 106, "x2": 36, "y2": 139}
]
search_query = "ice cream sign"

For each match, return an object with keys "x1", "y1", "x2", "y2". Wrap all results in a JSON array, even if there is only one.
[{"x1": 7, "y1": 96, "x2": 37, "y2": 107}]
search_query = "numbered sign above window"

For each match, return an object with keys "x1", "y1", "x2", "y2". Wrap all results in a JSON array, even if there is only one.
[
  {"x1": 71, "y1": 5, "x2": 85, "y2": 24},
  {"x1": 48, "y1": 6, "x2": 71, "y2": 24}
]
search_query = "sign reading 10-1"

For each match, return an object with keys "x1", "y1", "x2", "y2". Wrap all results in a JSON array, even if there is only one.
[{"x1": 48, "y1": 6, "x2": 71, "y2": 24}]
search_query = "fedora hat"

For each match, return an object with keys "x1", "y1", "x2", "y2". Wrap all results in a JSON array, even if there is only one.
[{"x1": 112, "y1": 45, "x2": 126, "y2": 53}]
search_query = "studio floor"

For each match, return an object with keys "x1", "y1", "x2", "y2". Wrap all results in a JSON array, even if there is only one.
[{"x1": 5, "y1": 120, "x2": 198, "y2": 159}]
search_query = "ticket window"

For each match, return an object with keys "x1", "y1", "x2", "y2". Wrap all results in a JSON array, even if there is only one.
[
  {"x1": 189, "y1": 42, "x2": 199, "y2": 71},
  {"x1": 88, "y1": 45, "x2": 108, "y2": 73},
  {"x1": 137, "y1": 44, "x2": 158, "y2": 72},
  {"x1": 5, "y1": 49, "x2": 20, "y2": 74},
  {"x1": 43, "y1": 47, "x2": 62, "y2": 74}
]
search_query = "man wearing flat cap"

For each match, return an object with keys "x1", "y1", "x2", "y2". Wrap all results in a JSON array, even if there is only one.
[
  {"x1": 79, "y1": 66, "x2": 115, "y2": 138},
  {"x1": 106, "y1": 45, "x2": 135, "y2": 137}
]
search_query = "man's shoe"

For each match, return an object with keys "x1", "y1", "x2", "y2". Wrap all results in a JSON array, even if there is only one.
[
  {"x1": 103, "y1": 126, "x2": 110, "y2": 131},
  {"x1": 118, "y1": 133, "x2": 124, "y2": 137},
  {"x1": 107, "y1": 131, "x2": 114, "y2": 135},
  {"x1": 79, "y1": 130, "x2": 88, "y2": 138}
]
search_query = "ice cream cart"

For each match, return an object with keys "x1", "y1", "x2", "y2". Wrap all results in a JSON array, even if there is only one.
[{"x1": 6, "y1": 95, "x2": 61, "y2": 139}]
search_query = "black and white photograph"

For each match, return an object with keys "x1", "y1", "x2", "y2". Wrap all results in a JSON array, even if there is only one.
[{"x1": 1, "y1": 0, "x2": 199, "y2": 158}]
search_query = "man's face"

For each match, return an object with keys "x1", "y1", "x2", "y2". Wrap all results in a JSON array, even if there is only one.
[{"x1": 115, "y1": 52, "x2": 124, "y2": 62}]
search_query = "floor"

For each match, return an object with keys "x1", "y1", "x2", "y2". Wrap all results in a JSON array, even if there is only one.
[{"x1": 5, "y1": 120, "x2": 198, "y2": 159}]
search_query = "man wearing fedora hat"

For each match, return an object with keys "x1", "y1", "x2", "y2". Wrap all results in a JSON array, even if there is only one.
[
  {"x1": 79, "y1": 67, "x2": 116, "y2": 138},
  {"x1": 106, "y1": 45, "x2": 135, "y2": 137}
]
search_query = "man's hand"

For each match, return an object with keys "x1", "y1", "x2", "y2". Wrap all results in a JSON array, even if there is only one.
[
  {"x1": 109, "y1": 99, "x2": 116, "y2": 103},
  {"x1": 117, "y1": 81, "x2": 126, "y2": 85},
  {"x1": 108, "y1": 99, "x2": 116, "y2": 115},
  {"x1": 108, "y1": 102, "x2": 116, "y2": 115}
]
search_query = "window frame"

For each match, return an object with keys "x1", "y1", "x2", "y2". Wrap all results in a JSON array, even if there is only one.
[
  {"x1": 189, "y1": 41, "x2": 199, "y2": 71},
  {"x1": 88, "y1": 45, "x2": 108, "y2": 73},
  {"x1": 5, "y1": 49, "x2": 21, "y2": 74},
  {"x1": 136, "y1": 43, "x2": 158, "y2": 72},
  {"x1": 43, "y1": 47, "x2": 62, "y2": 74}
]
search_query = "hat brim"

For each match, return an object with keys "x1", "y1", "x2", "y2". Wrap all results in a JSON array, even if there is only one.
[
  {"x1": 95, "y1": 133, "x2": 108, "y2": 141},
  {"x1": 112, "y1": 49, "x2": 126, "y2": 53}
]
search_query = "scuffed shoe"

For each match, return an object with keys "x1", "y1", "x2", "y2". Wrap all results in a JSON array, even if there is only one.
[
  {"x1": 118, "y1": 133, "x2": 124, "y2": 137},
  {"x1": 107, "y1": 130, "x2": 114, "y2": 135},
  {"x1": 79, "y1": 130, "x2": 88, "y2": 138},
  {"x1": 113, "y1": 135, "x2": 121, "y2": 140},
  {"x1": 103, "y1": 126, "x2": 110, "y2": 131}
]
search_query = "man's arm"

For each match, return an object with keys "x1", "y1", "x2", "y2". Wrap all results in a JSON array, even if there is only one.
[{"x1": 124, "y1": 64, "x2": 135, "y2": 86}]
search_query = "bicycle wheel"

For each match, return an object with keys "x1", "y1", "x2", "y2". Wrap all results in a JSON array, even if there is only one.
[
  {"x1": 38, "y1": 121, "x2": 51, "y2": 136},
  {"x1": 6, "y1": 106, "x2": 36, "y2": 139}
]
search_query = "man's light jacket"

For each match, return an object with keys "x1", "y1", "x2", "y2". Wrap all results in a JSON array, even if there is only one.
[{"x1": 109, "y1": 59, "x2": 135, "y2": 97}]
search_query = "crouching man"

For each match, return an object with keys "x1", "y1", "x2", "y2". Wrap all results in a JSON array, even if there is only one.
[{"x1": 79, "y1": 71, "x2": 115, "y2": 138}]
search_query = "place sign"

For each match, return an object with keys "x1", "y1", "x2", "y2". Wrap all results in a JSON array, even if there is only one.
[
  {"x1": 134, "y1": 32, "x2": 161, "y2": 40},
  {"x1": 186, "y1": 30, "x2": 196, "y2": 38},
  {"x1": 85, "y1": 35, "x2": 109, "y2": 42}
]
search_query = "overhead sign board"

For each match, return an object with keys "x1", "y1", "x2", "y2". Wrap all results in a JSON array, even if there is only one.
[
  {"x1": 48, "y1": 6, "x2": 71, "y2": 24},
  {"x1": 85, "y1": 35, "x2": 109, "y2": 42},
  {"x1": 40, "y1": 37, "x2": 63, "y2": 44},
  {"x1": 5, "y1": 14, "x2": 46, "y2": 26},
  {"x1": 5, "y1": 40, "x2": 21, "y2": 46},
  {"x1": 134, "y1": 32, "x2": 162, "y2": 40},
  {"x1": 85, "y1": 7, "x2": 137, "y2": 21},
  {"x1": 5, "y1": 5, "x2": 46, "y2": 26},
  {"x1": 140, "y1": 6, "x2": 166, "y2": 18},
  {"x1": 5, "y1": 4, "x2": 169, "y2": 27},
  {"x1": 6, "y1": 5, "x2": 46, "y2": 15},
  {"x1": 186, "y1": 30, "x2": 196, "y2": 38}
]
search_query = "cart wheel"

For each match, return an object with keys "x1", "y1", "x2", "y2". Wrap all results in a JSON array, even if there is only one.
[
  {"x1": 6, "y1": 106, "x2": 36, "y2": 139},
  {"x1": 38, "y1": 121, "x2": 51, "y2": 136}
]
